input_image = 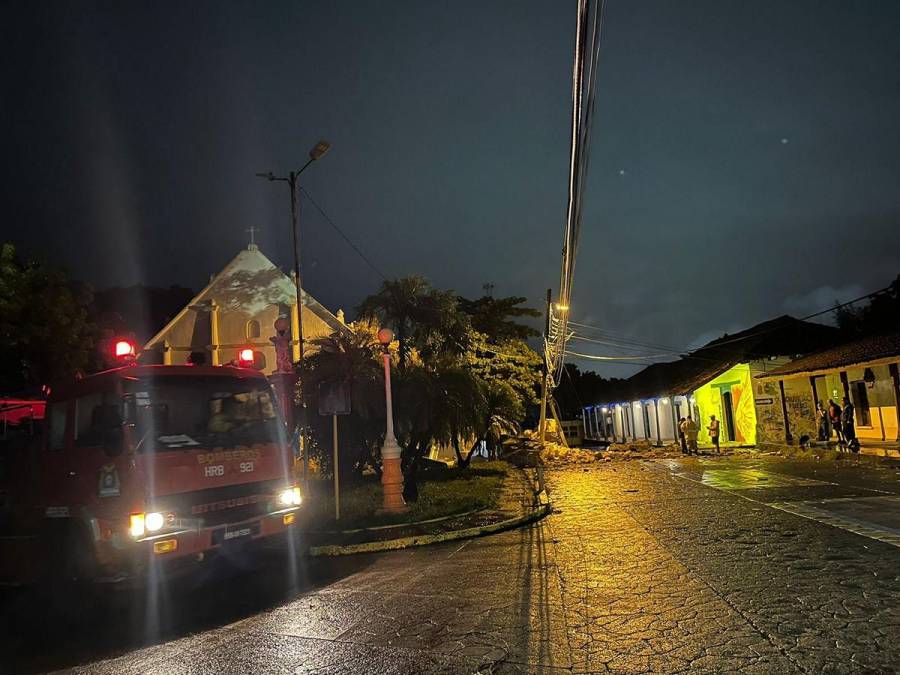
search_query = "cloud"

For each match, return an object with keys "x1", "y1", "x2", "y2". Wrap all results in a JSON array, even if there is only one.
[
  {"x1": 687, "y1": 324, "x2": 746, "y2": 351},
  {"x1": 782, "y1": 284, "x2": 865, "y2": 319}
]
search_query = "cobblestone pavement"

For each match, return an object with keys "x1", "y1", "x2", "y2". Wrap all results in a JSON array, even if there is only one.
[{"x1": 5, "y1": 455, "x2": 900, "y2": 674}]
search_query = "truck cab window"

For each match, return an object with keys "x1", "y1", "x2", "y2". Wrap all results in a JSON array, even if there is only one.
[
  {"x1": 125, "y1": 376, "x2": 282, "y2": 451},
  {"x1": 75, "y1": 393, "x2": 121, "y2": 447}
]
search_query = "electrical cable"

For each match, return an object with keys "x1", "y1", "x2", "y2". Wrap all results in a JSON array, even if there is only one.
[
  {"x1": 566, "y1": 284, "x2": 891, "y2": 363},
  {"x1": 548, "y1": 0, "x2": 606, "y2": 392},
  {"x1": 568, "y1": 333, "x2": 685, "y2": 356},
  {"x1": 300, "y1": 188, "x2": 388, "y2": 282},
  {"x1": 565, "y1": 349, "x2": 678, "y2": 361}
]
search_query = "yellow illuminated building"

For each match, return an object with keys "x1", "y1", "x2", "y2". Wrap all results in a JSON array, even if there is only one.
[{"x1": 693, "y1": 364, "x2": 757, "y2": 446}]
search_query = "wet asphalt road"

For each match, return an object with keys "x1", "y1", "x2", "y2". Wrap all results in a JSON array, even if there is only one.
[{"x1": 3, "y1": 453, "x2": 900, "y2": 674}]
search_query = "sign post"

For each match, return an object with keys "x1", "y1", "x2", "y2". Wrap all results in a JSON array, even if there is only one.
[
  {"x1": 318, "y1": 381, "x2": 351, "y2": 521},
  {"x1": 332, "y1": 414, "x2": 339, "y2": 520}
]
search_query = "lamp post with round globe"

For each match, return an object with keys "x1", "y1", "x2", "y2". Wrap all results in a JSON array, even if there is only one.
[{"x1": 377, "y1": 328, "x2": 407, "y2": 512}]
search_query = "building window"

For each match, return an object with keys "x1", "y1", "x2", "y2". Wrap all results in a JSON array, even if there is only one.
[
  {"x1": 48, "y1": 402, "x2": 66, "y2": 450},
  {"x1": 246, "y1": 320, "x2": 261, "y2": 339},
  {"x1": 850, "y1": 381, "x2": 872, "y2": 426}
]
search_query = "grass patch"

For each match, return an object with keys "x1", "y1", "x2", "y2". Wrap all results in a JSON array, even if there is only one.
[{"x1": 304, "y1": 460, "x2": 510, "y2": 530}]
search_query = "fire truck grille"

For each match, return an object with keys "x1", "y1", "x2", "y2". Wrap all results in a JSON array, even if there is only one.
[{"x1": 154, "y1": 480, "x2": 280, "y2": 528}]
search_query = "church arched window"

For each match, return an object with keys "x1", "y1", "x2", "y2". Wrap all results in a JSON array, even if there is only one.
[{"x1": 246, "y1": 320, "x2": 261, "y2": 339}]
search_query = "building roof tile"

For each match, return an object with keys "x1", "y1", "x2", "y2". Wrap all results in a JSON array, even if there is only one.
[{"x1": 757, "y1": 329, "x2": 900, "y2": 378}]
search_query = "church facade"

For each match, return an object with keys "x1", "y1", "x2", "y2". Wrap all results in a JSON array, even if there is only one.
[{"x1": 143, "y1": 244, "x2": 346, "y2": 374}]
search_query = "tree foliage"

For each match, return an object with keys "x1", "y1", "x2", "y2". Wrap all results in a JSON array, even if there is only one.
[
  {"x1": 351, "y1": 281, "x2": 544, "y2": 471},
  {"x1": 458, "y1": 295, "x2": 540, "y2": 341},
  {"x1": 834, "y1": 274, "x2": 900, "y2": 337},
  {"x1": 462, "y1": 331, "x2": 542, "y2": 410},
  {"x1": 0, "y1": 243, "x2": 98, "y2": 392},
  {"x1": 357, "y1": 276, "x2": 474, "y2": 370},
  {"x1": 299, "y1": 322, "x2": 387, "y2": 480}
]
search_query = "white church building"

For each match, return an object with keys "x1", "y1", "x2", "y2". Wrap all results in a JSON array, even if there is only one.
[{"x1": 143, "y1": 243, "x2": 346, "y2": 374}]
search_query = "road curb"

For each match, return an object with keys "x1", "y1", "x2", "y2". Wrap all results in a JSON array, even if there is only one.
[
  {"x1": 308, "y1": 507, "x2": 489, "y2": 536},
  {"x1": 308, "y1": 470, "x2": 551, "y2": 557},
  {"x1": 307, "y1": 501, "x2": 551, "y2": 557}
]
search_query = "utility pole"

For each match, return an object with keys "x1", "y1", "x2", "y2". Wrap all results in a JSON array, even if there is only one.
[
  {"x1": 538, "y1": 288, "x2": 552, "y2": 445},
  {"x1": 287, "y1": 171, "x2": 309, "y2": 486},
  {"x1": 256, "y1": 140, "x2": 331, "y2": 490}
]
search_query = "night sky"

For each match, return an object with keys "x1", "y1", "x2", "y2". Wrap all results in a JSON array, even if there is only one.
[{"x1": 4, "y1": 1, "x2": 900, "y2": 375}]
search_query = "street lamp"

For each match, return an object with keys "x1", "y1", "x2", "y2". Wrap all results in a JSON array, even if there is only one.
[
  {"x1": 377, "y1": 328, "x2": 407, "y2": 513},
  {"x1": 256, "y1": 139, "x2": 331, "y2": 486}
]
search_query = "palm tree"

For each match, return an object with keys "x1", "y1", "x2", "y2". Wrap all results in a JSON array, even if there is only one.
[
  {"x1": 394, "y1": 361, "x2": 486, "y2": 469},
  {"x1": 357, "y1": 276, "x2": 432, "y2": 371},
  {"x1": 357, "y1": 276, "x2": 472, "y2": 370},
  {"x1": 302, "y1": 325, "x2": 385, "y2": 478}
]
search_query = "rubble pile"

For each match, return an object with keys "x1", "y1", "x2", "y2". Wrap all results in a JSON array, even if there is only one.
[{"x1": 540, "y1": 440, "x2": 687, "y2": 464}]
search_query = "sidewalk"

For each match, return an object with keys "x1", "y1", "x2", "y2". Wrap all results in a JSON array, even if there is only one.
[
  {"x1": 304, "y1": 468, "x2": 548, "y2": 556},
  {"x1": 757, "y1": 439, "x2": 900, "y2": 465},
  {"x1": 857, "y1": 439, "x2": 900, "y2": 459}
]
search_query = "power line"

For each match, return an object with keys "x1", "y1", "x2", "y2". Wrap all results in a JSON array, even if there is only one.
[
  {"x1": 568, "y1": 321, "x2": 697, "y2": 353},
  {"x1": 565, "y1": 349, "x2": 677, "y2": 361},
  {"x1": 564, "y1": 353, "x2": 666, "y2": 367},
  {"x1": 300, "y1": 188, "x2": 388, "y2": 282},
  {"x1": 548, "y1": 0, "x2": 606, "y2": 389},
  {"x1": 569, "y1": 328, "x2": 722, "y2": 363},
  {"x1": 565, "y1": 283, "x2": 892, "y2": 367},
  {"x1": 798, "y1": 288, "x2": 889, "y2": 321},
  {"x1": 569, "y1": 332, "x2": 685, "y2": 356}
]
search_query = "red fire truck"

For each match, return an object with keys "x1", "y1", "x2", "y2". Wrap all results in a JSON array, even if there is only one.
[{"x1": 0, "y1": 357, "x2": 303, "y2": 586}]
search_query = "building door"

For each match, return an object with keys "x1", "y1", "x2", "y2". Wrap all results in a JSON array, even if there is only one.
[
  {"x1": 850, "y1": 381, "x2": 872, "y2": 427},
  {"x1": 721, "y1": 390, "x2": 736, "y2": 442}
]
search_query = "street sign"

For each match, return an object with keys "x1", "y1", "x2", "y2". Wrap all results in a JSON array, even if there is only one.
[
  {"x1": 318, "y1": 380, "x2": 349, "y2": 521},
  {"x1": 318, "y1": 381, "x2": 351, "y2": 416}
]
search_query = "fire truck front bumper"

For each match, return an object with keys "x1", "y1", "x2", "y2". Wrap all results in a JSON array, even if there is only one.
[{"x1": 97, "y1": 507, "x2": 303, "y2": 585}]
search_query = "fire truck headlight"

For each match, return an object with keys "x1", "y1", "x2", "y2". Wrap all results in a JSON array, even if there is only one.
[
  {"x1": 129, "y1": 513, "x2": 145, "y2": 538},
  {"x1": 278, "y1": 487, "x2": 302, "y2": 506},
  {"x1": 145, "y1": 512, "x2": 165, "y2": 532}
]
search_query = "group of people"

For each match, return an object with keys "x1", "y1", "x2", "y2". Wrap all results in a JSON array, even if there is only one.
[
  {"x1": 677, "y1": 414, "x2": 722, "y2": 455},
  {"x1": 815, "y1": 396, "x2": 859, "y2": 451}
]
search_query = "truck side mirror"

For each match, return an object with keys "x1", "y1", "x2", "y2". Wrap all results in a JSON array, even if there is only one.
[{"x1": 102, "y1": 426, "x2": 124, "y2": 457}]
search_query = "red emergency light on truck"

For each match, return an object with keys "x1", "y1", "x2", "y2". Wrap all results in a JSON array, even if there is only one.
[{"x1": 0, "y1": 363, "x2": 302, "y2": 585}]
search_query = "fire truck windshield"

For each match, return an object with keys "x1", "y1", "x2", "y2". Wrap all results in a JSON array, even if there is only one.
[{"x1": 123, "y1": 376, "x2": 282, "y2": 451}]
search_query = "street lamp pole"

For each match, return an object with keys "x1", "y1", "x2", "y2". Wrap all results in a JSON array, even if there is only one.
[
  {"x1": 257, "y1": 140, "x2": 331, "y2": 488},
  {"x1": 377, "y1": 328, "x2": 407, "y2": 513}
]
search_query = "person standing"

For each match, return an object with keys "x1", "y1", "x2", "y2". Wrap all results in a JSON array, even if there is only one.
[
  {"x1": 683, "y1": 415, "x2": 699, "y2": 455},
  {"x1": 707, "y1": 415, "x2": 721, "y2": 454},
  {"x1": 827, "y1": 399, "x2": 843, "y2": 445},
  {"x1": 677, "y1": 417, "x2": 688, "y2": 454},
  {"x1": 816, "y1": 402, "x2": 829, "y2": 442},
  {"x1": 841, "y1": 396, "x2": 858, "y2": 452}
]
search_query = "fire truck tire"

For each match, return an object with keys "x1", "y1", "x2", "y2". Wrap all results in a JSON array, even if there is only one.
[{"x1": 40, "y1": 520, "x2": 99, "y2": 585}]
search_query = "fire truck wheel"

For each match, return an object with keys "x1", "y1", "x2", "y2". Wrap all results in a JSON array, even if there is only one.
[{"x1": 41, "y1": 521, "x2": 99, "y2": 586}]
